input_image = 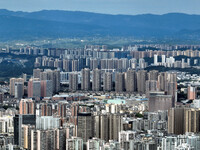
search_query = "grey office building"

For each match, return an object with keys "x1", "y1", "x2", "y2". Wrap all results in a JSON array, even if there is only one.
[{"x1": 14, "y1": 115, "x2": 36, "y2": 145}]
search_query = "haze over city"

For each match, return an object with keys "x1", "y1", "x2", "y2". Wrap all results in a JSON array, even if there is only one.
[{"x1": 0, "y1": 0, "x2": 200, "y2": 15}]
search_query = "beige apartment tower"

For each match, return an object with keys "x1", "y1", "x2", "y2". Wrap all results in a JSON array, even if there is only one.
[
  {"x1": 103, "y1": 72, "x2": 113, "y2": 92},
  {"x1": 137, "y1": 70, "x2": 148, "y2": 94},
  {"x1": 10, "y1": 78, "x2": 24, "y2": 96},
  {"x1": 81, "y1": 68, "x2": 91, "y2": 90},
  {"x1": 92, "y1": 69, "x2": 101, "y2": 91},
  {"x1": 168, "y1": 107, "x2": 185, "y2": 135},
  {"x1": 69, "y1": 73, "x2": 79, "y2": 91},
  {"x1": 126, "y1": 70, "x2": 137, "y2": 92},
  {"x1": 115, "y1": 72, "x2": 125, "y2": 92}
]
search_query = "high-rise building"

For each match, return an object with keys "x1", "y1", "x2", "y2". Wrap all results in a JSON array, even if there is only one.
[
  {"x1": 72, "y1": 60, "x2": 79, "y2": 71},
  {"x1": 161, "y1": 136, "x2": 178, "y2": 150},
  {"x1": 138, "y1": 58, "x2": 147, "y2": 69},
  {"x1": 158, "y1": 72, "x2": 167, "y2": 91},
  {"x1": 187, "y1": 58, "x2": 191, "y2": 66},
  {"x1": 137, "y1": 70, "x2": 148, "y2": 94},
  {"x1": 77, "y1": 113, "x2": 94, "y2": 142},
  {"x1": 129, "y1": 59, "x2": 137, "y2": 69},
  {"x1": 115, "y1": 72, "x2": 125, "y2": 92},
  {"x1": 56, "y1": 128, "x2": 67, "y2": 150},
  {"x1": 161, "y1": 133, "x2": 200, "y2": 150},
  {"x1": 184, "y1": 108, "x2": 200, "y2": 133},
  {"x1": 60, "y1": 72, "x2": 69, "y2": 83},
  {"x1": 108, "y1": 114, "x2": 123, "y2": 141},
  {"x1": 0, "y1": 93, "x2": 4, "y2": 103},
  {"x1": 148, "y1": 70, "x2": 159, "y2": 81},
  {"x1": 168, "y1": 107, "x2": 184, "y2": 135},
  {"x1": 54, "y1": 70, "x2": 61, "y2": 93},
  {"x1": 87, "y1": 138, "x2": 105, "y2": 150},
  {"x1": 119, "y1": 131, "x2": 135, "y2": 143},
  {"x1": 81, "y1": 68, "x2": 91, "y2": 91},
  {"x1": 162, "y1": 55, "x2": 166, "y2": 64},
  {"x1": 100, "y1": 59, "x2": 107, "y2": 69},
  {"x1": 40, "y1": 69, "x2": 60, "y2": 93},
  {"x1": 95, "y1": 113, "x2": 123, "y2": 142},
  {"x1": 119, "y1": 131, "x2": 136, "y2": 150},
  {"x1": 126, "y1": 70, "x2": 137, "y2": 92},
  {"x1": 54, "y1": 58, "x2": 63, "y2": 69},
  {"x1": 166, "y1": 81, "x2": 177, "y2": 103},
  {"x1": 169, "y1": 108, "x2": 200, "y2": 135},
  {"x1": 0, "y1": 116, "x2": 14, "y2": 134},
  {"x1": 148, "y1": 91, "x2": 173, "y2": 112},
  {"x1": 187, "y1": 134, "x2": 200, "y2": 150},
  {"x1": 69, "y1": 73, "x2": 79, "y2": 91},
  {"x1": 63, "y1": 59, "x2": 71, "y2": 72},
  {"x1": 40, "y1": 71, "x2": 48, "y2": 80},
  {"x1": 70, "y1": 103, "x2": 79, "y2": 126},
  {"x1": 36, "y1": 116, "x2": 60, "y2": 130},
  {"x1": 146, "y1": 80, "x2": 158, "y2": 97},
  {"x1": 92, "y1": 69, "x2": 101, "y2": 91},
  {"x1": 95, "y1": 114, "x2": 109, "y2": 142},
  {"x1": 167, "y1": 72, "x2": 177, "y2": 83},
  {"x1": 107, "y1": 59, "x2": 115, "y2": 69},
  {"x1": 40, "y1": 103, "x2": 53, "y2": 116},
  {"x1": 158, "y1": 72, "x2": 177, "y2": 103},
  {"x1": 90, "y1": 59, "x2": 99, "y2": 70},
  {"x1": 65, "y1": 124, "x2": 76, "y2": 139},
  {"x1": 154, "y1": 54, "x2": 158, "y2": 65},
  {"x1": 187, "y1": 86, "x2": 196, "y2": 100},
  {"x1": 181, "y1": 58, "x2": 185, "y2": 68},
  {"x1": 31, "y1": 129, "x2": 57, "y2": 150},
  {"x1": 78, "y1": 58, "x2": 86, "y2": 71},
  {"x1": 28, "y1": 79, "x2": 41, "y2": 99},
  {"x1": 66, "y1": 137, "x2": 83, "y2": 150},
  {"x1": 40, "y1": 80, "x2": 53, "y2": 97},
  {"x1": 22, "y1": 73, "x2": 27, "y2": 82},
  {"x1": 19, "y1": 99, "x2": 35, "y2": 115},
  {"x1": 116, "y1": 59, "x2": 123, "y2": 70},
  {"x1": 33, "y1": 68, "x2": 42, "y2": 79},
  {"x1": 57, "y1": 102, "x2": 68, "y2": 118},
  {"x1": 103, "y1": 72, "x2": 113, "y2": 92},
  {"x1": 21, "y1": 124, "x2": 35, "y2": 150},
  {"x1": 14, "y1": 114, "x2": 36, "y2": 145},
  {"x1": 10, "y1": 78, "x2": 24, "y2": 96},
  {"x1": 14, "y1": 82, "x2": 24, "y2": 99}
]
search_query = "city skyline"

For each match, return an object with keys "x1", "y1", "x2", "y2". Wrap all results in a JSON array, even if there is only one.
[
  {"x1": 1, "y1": 0, "x2": 200, "y2": 148},
  {"x1": 0, "y1": 44, "x2": 200, "y2": 149}
]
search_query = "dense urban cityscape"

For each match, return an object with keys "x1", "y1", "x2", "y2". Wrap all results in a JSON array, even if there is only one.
[
  {"x1": 0, "y1": 44, "x2": 199, "y2": 149},
  {"x1": 0, "y1": 0, "x2": 200, "y2": 149}
]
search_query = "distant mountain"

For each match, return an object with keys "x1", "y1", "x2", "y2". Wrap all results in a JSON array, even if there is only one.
[
  {"x1": 0, "y1": 15, "x2": 106, "y2": 41},
  {"x1": 0, "y1": 9, "x2": 200, "y2": 41}
]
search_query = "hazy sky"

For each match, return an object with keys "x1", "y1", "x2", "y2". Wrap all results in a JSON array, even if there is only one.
[{"x1": 0, "y1": 0, "x2": 199, "y2": 15}]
